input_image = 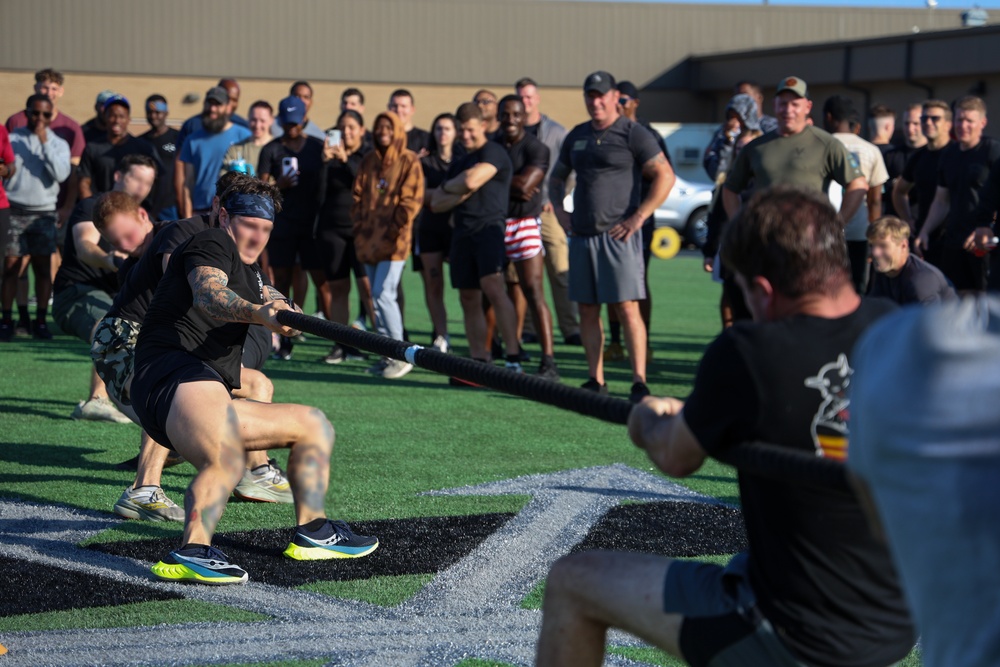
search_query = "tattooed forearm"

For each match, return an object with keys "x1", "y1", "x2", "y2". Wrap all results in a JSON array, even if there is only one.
[{"x1": 188, "y1": 266, "x2": 257, "y2": 323}]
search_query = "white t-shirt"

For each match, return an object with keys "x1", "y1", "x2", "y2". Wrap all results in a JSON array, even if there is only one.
[{"x1": 828, "y1": 133, "x2": 889, "y2": 241}]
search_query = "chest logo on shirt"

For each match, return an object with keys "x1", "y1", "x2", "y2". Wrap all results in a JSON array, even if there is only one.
[
  {"x1": 803, "y1": 353, "x2": 852, "y2": 461},
  {"x1": 572, "y1": 140, "x2": 588, "y2": 152}
]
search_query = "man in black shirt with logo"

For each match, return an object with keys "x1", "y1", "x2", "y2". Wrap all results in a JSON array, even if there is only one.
[
  {"x1": 78, "y1": 94, "x2": 160, "y2": 199},
  {"x1": 130, "y1": 182, "x2": 378, "y2": 585},
  {"x1": 497, "y1": 95, "x2": 558, "y2": 381},
  {"x1": 537, "y1": 186, "x2": 915, "y2": 667},
  {"x1": 139, "y1": 94, "x2": 180, "y2": 221},
  {"x1": 916, "y1": 96, "x2": 1000, "y2": 291},
  {"x1": 429, "y1": 102, "x2": 522, "y2": 370}
]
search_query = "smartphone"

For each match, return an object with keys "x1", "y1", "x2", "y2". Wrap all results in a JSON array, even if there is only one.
[
  {"x1": 326, "y1": 129, "x2": 342, "y2": 147},
  {"x1": 281, "y1": 156, "x2": 299, "y2": 177}
]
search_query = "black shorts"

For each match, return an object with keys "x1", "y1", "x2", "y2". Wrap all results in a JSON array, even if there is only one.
[
  {"x1": 418, "y1": 217, "x2": 453, "y2": 257},
  {"x1": 642, "y1": 218, "x2": 654, "y2": 268},
  {"x1": 131, "y1": 349, "x2": 229, "y2": 451},
  {"x1": 449, "y1": 225, "x2": 506, "y2": 290},
  {"x1": 0, "y1": 208, "x2": 11, "y2": 251},
  {"x1": 316, "y1": 227, "x2": 364, "y2": 281},
  {"x1": 267, "y1": 222, "x2": 324, "y2": 270},
  {"x1": 242, "y1": 324, "x2": 271, "y2": 372}
]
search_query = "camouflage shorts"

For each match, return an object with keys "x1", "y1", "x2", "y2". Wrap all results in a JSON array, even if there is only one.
[{"x1": 91, "y1": 316, "x2": 141, "y2": 406}]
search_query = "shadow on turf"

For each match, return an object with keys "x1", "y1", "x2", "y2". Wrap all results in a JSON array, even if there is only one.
[{"x1": 0, "y1": 396, "x2": 79, "y2": 419}]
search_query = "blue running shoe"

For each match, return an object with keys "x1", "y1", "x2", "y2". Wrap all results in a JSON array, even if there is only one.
[
  {"x1": 283, "y1": 519, "x2": 379, "y2": 560},
  {"x1": 151, "y1": 544, "x2": 248, "y2": 585}
]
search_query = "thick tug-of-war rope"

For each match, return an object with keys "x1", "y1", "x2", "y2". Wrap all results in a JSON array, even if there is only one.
[{"x1": 276, "y1": 310, "x2": 851, "y2": 492}]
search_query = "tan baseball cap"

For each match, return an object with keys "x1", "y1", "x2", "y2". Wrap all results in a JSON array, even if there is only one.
[{"x1": 776, "y1": 76, "x2": 808, "y2": 99}]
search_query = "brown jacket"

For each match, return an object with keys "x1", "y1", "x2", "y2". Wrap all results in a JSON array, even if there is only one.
[{"x1": 351, "y1": 111, "x2": 424, "y2": 264}]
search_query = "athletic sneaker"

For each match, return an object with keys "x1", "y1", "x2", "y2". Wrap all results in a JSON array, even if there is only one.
[
  {"x1": 629, "y1": 381, "x2": 651, "y2": 404},
  {"x1": 382, "y1": 359, "x2": 414, "y2": 380},
  {"x1": 114, "y1": 485, "x2": 185, "y2": 522},
  {"x1": 322, "y1": 345, "x2": 346, "y2": 364},
  {"x1": 581, "y1": 378, "x2": 609, "y2": 395},
  {"x1": 32, "y1": 322, "x2": 53, "y2": 340},
  {"x1": 432, "y1": 335, "x2": 450, "y2": 354},
  {"x1": 272, "y1": 336, "x2": 293, "y2": 361},
  {"x1": 344, "y1": 346, "x2": 367, "y2": 361},
  {"x1": 72, "y1": 397, "x2": 132, "y2": 424},
  {"x1": 537, "y1": 358, "x2": 560, "y2": 383},
  {"x1": 351, "y1": 318, "x2": 367, "y2": 332},
  {"x1": 283, "y1": 519, "x2": 379, "y2": 560},
  {"x1": 505, "y1": 360, "x2": 524, "y2": 373},
  {"x1": 0, "y1": 322, "x2": 12, "y2": 342},
  {"x1": 13, "y1": 319, "x2": 31, "y2": 338},
  {"x1": 366, "y1": 358, "x2": 390, "y2": 376},
  {"x1": 234, "y1": 460, "x2": 293, "y2": 503},
  {"x1": 151, "y1": 544, "x2": 248, "y2": 585},
  {"x1": 603, "y1": 342, "x2": 626, "y2": 363}
]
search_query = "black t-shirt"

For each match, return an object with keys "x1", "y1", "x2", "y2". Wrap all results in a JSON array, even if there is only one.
[
  {"x1": 139, "y1": 127, "x2": 180, "y2": 216},
  {"x1": 81, "y1": 118, "x2": 105, "y2": 145},
  {"x1": 136, "y1": 228, "x2": 266, "y2": 390},
  {"x1": 524, "y1": 122, "x2": 540, "y2": 138},
  {"x1": 902, "y1": 143, "x2": 951, "y2": 233},
  {"x1": 258, "y1": 137, "x2": 325, "y2": 227},
  {"x1": 109, "y1": 215, "x2": 212, "y2": 323},
  {"x1": 53, "y1": 196, "x2": 120, "y2": 295},
  {"x1": 937, "y1": 137, "x2": 1000, "y2": 245},
  {"x1": 450, "y1": 141, "x2": 512, "y2": 237},
  {"x1": 880, "y1": 142, "x2": 916, "y2": 217},
  {"x1": 317, "y1": 147, "x2": 370, "y2": 231},
  {"x1": 683, "y1": 298, "x2": 915, "y2": 667},
  {"x1": 418, "y1": 152, "x2": 457, "y2": 233},
  {"x1": 501, "y1": 133, "x2": 549, "y2": 220},
  {"x1": 79, "y1": 135, "x2": 160, "y2": 195},
  {"x1": 406, "y1": 127, "x2": 431, "y2": 155},
  {"x1": 559, "y1": 116, "x2": 662, "y2": 235},
  {"x1": 869, "y1": 254, "x2": 956, "y2": 305}
]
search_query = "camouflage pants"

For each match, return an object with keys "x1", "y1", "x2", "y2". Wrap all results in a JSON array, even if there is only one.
[{"x1": 91, "y1": 316, "x2": 141, "y2": 406}]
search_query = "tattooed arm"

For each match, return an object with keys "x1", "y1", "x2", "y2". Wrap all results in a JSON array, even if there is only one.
[{"x1": 188, "y1": 266, "x2": 298, "y2": 334}]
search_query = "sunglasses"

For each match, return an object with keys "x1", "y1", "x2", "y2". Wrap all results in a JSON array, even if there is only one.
[
  {"x1": 619, "y1": 96, "x2": 633, "y2": 104},
  {"x1": 27, "y1": 109, "x2": 53, "y2": 119},
  {"x1": 920, "y1": 115, "x2": 945, "y2": 123}
]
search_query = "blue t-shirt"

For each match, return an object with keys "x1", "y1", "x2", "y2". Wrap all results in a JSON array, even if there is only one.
[
  {"x1": 179, "y1": 124, "x2": 252, "y2": 211},
  {"x1": 176, "y1": 113, "x2": 249, "y2": 154}
]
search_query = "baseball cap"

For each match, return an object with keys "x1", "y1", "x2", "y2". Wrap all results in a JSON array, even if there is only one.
[
  {"x1": 205, "y1": 86, "x2": 230, "y2": 105},
  {"x1": 277, "y1": 95, "x2": 307, "y2": 126},
  {"x1": 95, "y1": 90, "x2": 117, "y2": 106},
  {"x1": 102, "y1": 94, "x2": 130, "y2": 113},
  {"x1": 776, "y1": 76, "x2": 808, "y2": 99},
  {"x1": 617, "y1": 81, "x2": 640, "y2": 101},
  {"x1": 583, "y1": 71, "x2": 616, "y2": 95}
]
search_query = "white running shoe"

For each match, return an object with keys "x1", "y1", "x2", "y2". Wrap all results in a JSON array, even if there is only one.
[
  {"x1": 233, "y1": 460, "x2": 294, "y2": 503},
  {"x1": 113, "y1": 485, "x2": 185, "y2": 522}
]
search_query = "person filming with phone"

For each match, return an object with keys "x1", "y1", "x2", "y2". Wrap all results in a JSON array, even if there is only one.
[{"x1": 258, "y1": 95, "x2": 326, "y2": 360}]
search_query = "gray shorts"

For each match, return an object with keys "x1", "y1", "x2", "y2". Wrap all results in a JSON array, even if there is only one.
[
  {"x1": 52, "y1": 283, "x2": 113, "y2": 343},
  {"x1": 91, "y1": 316, "x2": 141, "y2": 405},
  {"x1": 6, "y1": 209, "x2": 57, "y2": 257},
  {"x1": 665, "y1": 553, "x2": 805, "y2": 667},
  {"x1": 568, "y1": 231, "x2": 646, "y2": 304}
]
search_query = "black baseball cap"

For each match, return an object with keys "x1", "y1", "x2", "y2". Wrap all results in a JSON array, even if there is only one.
[
  {"x1": 583, "y1": 71, "x2": 616, "y2": 95},
  {"x1": 617, "y1": 81, "x2": 640, "y2": 100},
  {"x1": 205, "y1": 86, "x2": 229, "y2": 105}
]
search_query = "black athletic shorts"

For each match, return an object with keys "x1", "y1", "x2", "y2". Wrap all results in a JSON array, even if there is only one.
[
  {"x1": 0, "y1": 208, "x2": 10, "y2": 251},
  {"x1": 316, "y1": 227, "x2": 364, "y2": 281},
  {"x1": 267, "y1": 222, "x2": 324, "y2": 270},
  {"x1": 449, "y1": 225, "x2": 506, "y2": 290},
  {"x1": 642, "y1": 217, "x2": 654, "y2": 267},
  {"x1": 242, "y1": 324, "x2": 271, "y2": 372},
  {"x1": 131, "y1": 349, "x2": 229, "y2": 451},
  {"x1": 418, "y1": 217, "x2": 453, "y2": 257}
]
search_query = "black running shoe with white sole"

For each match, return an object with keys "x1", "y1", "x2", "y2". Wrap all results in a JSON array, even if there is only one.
[{"x1": 283, "y1": 519, "x2": 379, "y2": 560}]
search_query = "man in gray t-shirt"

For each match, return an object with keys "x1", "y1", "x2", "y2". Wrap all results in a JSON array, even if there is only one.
[{"x1": 550, "y1": 71, "x2": 674, "y2": 403}]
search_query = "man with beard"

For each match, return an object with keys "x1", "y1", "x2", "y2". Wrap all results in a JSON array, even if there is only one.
[
  {"x1": 176, "y1": 86, "x2": 251, "y2": 218},
  {"x1": 176, "y1": 78, "x2": 248, "y2": 151},
  {"x1": 78, "y1": 95, "x2": 160, "y2": 199}
]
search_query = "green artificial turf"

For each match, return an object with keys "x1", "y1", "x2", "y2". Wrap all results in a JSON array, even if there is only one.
[
  {"x1": 0, "y1": 599, "x2": 268, "y2": 633},
  {"x1": 297, "y1": 573, "x2": 434, "y2": 607}
]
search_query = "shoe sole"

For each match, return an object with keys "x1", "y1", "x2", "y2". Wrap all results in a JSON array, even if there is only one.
[
  {"x1": 323, "y1": 357, "x2": 344, "y2": 365},
  {"x1": 382, "y1": 365, "x2": 413, "y2": 380},
  {"x1": 233, "y1": 488, "x2": 294, "y2": 504},
  {"x1": 283, "y1": 540, "x2": 379, "y2": 561},
  {"x1": 113, "y1": 501, "x2": 184, "y2": 523},
  {"x1": 151, "y1": 561, "x2": 247, "y2": 585}
]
